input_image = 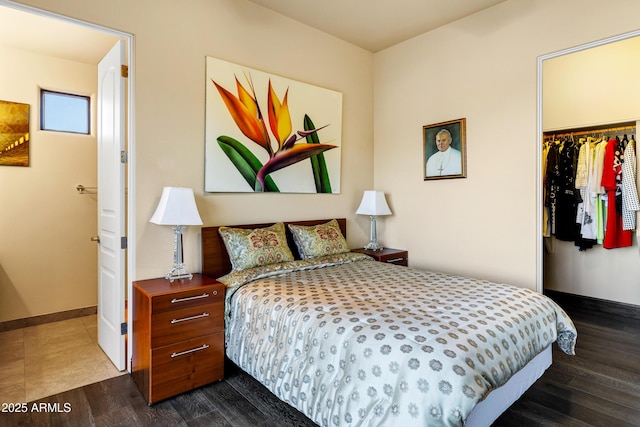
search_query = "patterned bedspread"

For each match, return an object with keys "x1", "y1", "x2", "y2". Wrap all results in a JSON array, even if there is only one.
[{"x1": 223, "y1": 255, "x2": 576, "y2": 427}]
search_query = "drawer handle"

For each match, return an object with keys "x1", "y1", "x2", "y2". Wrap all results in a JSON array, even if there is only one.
[
  {"x1": 171, "y1": 344, "x2": 209, "y2": 358},
  {"x1": 171, "y1": 293, "x2": 209, "y2": 303},
  {"x1": 171, "y1": 312, "x2": 209, "y2": 324},
  {"x1": 386, "y1": 257, "x2": 405, "y2": 263}
]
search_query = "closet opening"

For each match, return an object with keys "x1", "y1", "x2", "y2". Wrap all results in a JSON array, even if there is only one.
[{"x1": 537, "y1": 33, "x2": 640, "y2": 318}]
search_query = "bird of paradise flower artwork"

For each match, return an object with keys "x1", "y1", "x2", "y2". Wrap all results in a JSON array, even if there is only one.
[{"x1": 205, "y1": 57, "x2": 341, "y2": 193}]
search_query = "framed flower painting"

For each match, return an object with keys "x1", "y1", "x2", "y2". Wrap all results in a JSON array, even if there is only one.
[{"x1": 205, "y1": 57, "x2": 342, "y2": 193}]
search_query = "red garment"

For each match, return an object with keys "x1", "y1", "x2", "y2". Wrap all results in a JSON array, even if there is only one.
[{"x1": 601, "y1": 138, "x2": 632, "y2": 248}]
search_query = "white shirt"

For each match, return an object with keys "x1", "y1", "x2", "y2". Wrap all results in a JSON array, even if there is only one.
[
  {"x1": 622, "y1": 140, "x2": 639, "y2": 230},
  {"x1": 426, "y1": 147, "x2": 462, "y2": 177}
]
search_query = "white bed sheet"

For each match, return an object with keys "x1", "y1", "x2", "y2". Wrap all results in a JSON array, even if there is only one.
[{"x1": 465, "y1": 345, "x2": 552, "y2": 426}]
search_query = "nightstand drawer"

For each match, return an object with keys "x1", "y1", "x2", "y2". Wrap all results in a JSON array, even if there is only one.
[
  {"x1": 352, "y1": 248, "x2": 408, "y2": 266},
  {"x1": 382, "y1": 253, "x2": 408, "y2": 266},
  {"x1": 151, "y1": 303, "x2": 223, "y2": 347},
  {"x1": 152, "y1": 283, "x2": 223, "y2": 313},
  {"x1": 150, "y1": 332, "x2": 224, "y2": 403}
]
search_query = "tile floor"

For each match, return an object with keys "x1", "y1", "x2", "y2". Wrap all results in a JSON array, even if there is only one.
[{"x1": 0, "y1": 315, "x2": 125, "y2": 403}]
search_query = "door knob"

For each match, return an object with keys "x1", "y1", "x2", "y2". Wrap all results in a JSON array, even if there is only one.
[{"x1": 91, "y1": 236, "x2": 100, "y2": 243}]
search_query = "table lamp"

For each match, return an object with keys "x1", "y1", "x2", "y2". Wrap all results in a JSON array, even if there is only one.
[
  {"x1": 149, "y1": 187, "x2": 203, "y2": 281},
  {"x1": 356, "y1": 190, "x2": 392, "y2": 251}
]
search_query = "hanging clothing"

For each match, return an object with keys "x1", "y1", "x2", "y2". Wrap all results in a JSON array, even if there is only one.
[
  {"x1": 592, "y1": 138, "x2": 608, "y2": 243},
  {"x1": 574, "y1": 140, "x2": 587, "y2": 229},
  {"x1": 545, "y1": 143, "x2": 560, "y2": 236},
  {"x1": 542, "y1": 142, "x2": 551, "y2": 237},
  {"x1": 543, "y1": 127, "x2": 637, "y2": 250},
  {"x1": 553, "y1": 140, "x2": 580, "y2": 242},
  {"x1": 596, "y1": 194, "x2": 607, "y2": 244},
  {"x1": 576, "y1": 138, "x2": 599, "y2": 241},
  {"x1": 574, "y1": 138, "x2": 588, "y2": 188},
  {"x1": 621, "y1": 138, "x2": 639, "y2": 230},
  {"x1": 592, "y1": 138, "x2": 608, "y2": 195},
  {"x1": 601, "y1": 138, "x2": 632, "y2": 249}
]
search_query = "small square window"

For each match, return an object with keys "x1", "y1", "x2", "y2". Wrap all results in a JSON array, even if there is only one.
[{"x1": 41, "y1": 90, "x2": 90, "y2": 134}]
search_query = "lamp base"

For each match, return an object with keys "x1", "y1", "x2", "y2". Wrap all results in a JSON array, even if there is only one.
[
  {"x1": 363, "y1": 241, "x2": 384, "y2": 251},
  {"x1": 165, "y1": 264, "x2": 193, "y2": 282},
  {"x1": 364, "y1": 215, "x2": 383, "y2": 251},
  {"x1": 165, "y1": 225, "x2": 193, "y2": 282}
]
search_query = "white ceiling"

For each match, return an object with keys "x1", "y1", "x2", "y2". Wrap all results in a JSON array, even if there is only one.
[
  {"x1": 247, "y1": 0, "x2": 506, "y2": 52},
  {"x1": 0, "y1": 0, "x2": 506, "y2": 64}
]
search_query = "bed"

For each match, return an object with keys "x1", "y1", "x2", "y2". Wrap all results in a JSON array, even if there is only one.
[{"x1": 202, "y1": 218, "x2": 576, "y2": 427}]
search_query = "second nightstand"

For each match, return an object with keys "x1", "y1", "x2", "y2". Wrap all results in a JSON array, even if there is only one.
[{"x1": 352, "y1": 247, "x2": 408, "y2": 266}]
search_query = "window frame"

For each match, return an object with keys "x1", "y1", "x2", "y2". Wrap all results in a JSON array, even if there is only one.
[{"x1": 40, "y1": 89, "x2": 91, "y2": 135}]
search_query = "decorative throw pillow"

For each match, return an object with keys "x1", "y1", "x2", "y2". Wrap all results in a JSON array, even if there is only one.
[
  {"x1": 288, "y1": 219, "x2": 349, "y2": 259},
  {"x1": 218, "y1": 222, "x2": 294, "y2": 271}
]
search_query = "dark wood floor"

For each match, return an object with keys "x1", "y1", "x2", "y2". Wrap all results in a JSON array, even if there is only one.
[
  {"x1": 493, "y1": 307, "x2": 640, "y2": 427},
  {"x1": 1, "y1": 303, "x2": 639, "y2": 427}
]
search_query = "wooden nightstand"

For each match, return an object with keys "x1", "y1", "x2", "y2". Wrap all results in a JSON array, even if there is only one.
[
  {"x1": 352, "y1": 247, "x2": 409, "y2": 266},
  {"x1": 132, "y1": 274, "x2": 224, "y2": 404}
]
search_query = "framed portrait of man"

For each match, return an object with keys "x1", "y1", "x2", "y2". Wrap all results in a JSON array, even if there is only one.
[{"x1": 423, "y1": 118, "x2": 466, "y2": 180}]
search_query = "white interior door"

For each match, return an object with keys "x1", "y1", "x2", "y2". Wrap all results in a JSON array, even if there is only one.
[{"x1": 97, "y1": 40, "x2": 126, "y2": 371}]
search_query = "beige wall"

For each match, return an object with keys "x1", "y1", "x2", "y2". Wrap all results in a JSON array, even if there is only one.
[
  {"x1": 542, "y1": 36, "x2": 640, "y2": 305},
  {"x1": 373, "y1": 0, "x2": 640, "y2": 290},
  {"x1": 9, "y1": 0, "x2": 640, "y2": 321},
  {"x1": 0, "y1": 45, "x2": 98, "y2": 321},
  {"x1": 543, "y1": 36, "x2": 640, "y2": 130},
  {"x1": 12, "y1": 0, "x2": 374, "y2": 286}
]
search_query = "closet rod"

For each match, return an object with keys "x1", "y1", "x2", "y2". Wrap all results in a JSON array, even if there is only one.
[{"x1": 544, "y1": 125, "x2": 636, "y2": 140}]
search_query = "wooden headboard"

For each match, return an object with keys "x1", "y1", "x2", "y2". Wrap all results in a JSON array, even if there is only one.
[{"x1": 202, "y1": 218, "x2": 347, "y2": 279}]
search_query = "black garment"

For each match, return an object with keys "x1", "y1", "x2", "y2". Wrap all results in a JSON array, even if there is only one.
[
  {"x1": 545, "y1": 143, "x2": 559, "y2": 235},
  {"x1": 551, "y1": 141, "x2": 580, "y2": 242}
]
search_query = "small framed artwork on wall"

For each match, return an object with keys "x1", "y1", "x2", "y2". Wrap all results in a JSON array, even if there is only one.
[
  {"x1": 0, "y1": 99, "x2": 30, "y2": 167},
  {"x1": 423, "y1": 118, "x2": 466, "y2": 180}
]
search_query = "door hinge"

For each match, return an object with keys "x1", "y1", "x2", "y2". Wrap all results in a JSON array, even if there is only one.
[
  {"x1": 121, "y1": 236, "x2": 128, "y2": 249},
  {"x1": 120, "y1": 151, "x2": 128, "y2": 163},
  {"x1": 121, "y1": 322, "x2": 128, "y2": 335},
  {"x1": 121, "y1": 65, "x2": 128, "y2": 78}
]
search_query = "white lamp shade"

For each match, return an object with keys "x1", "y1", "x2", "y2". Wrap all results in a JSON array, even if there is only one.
[
  {"x1": 356, "y1": 190, "x2": 392, "y2": 216},
  {"x1": 149, "y1": 187, "x2": 203, "y2": 226}
]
